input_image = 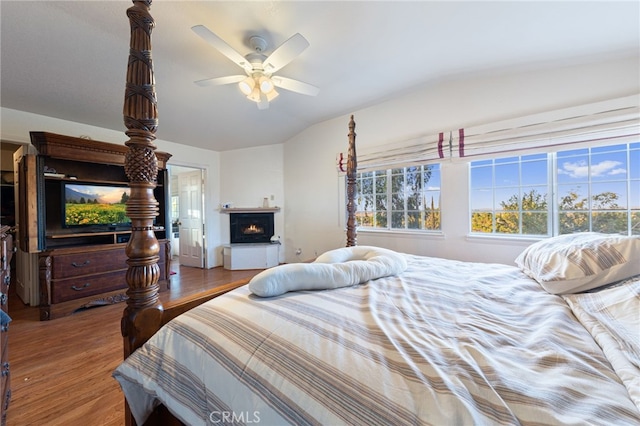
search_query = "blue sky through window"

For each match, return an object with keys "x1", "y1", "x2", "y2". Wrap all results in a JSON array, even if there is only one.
[{"x1": 471, "y1": 143, "x2": 639, "y2": 213}]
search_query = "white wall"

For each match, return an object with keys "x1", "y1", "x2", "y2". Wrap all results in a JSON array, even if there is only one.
[
  {"x1": 0, "y1": 108, "x2": 223, "y2": 268},
  {"x1": 219, "y1": 145, "x2": 285, "y2": 262},
  {"x1": 282, "y1": 56, "x2": 640, "y2": 265}
]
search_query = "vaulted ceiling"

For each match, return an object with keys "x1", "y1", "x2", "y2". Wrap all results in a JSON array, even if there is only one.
[{"x1": 1, "y1": 1, "x2": 638, "y2": 151}]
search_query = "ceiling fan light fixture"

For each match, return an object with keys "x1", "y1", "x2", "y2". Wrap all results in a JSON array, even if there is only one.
[
  {"x1": 265, "y1": 89, "x2": 279, "y2": 102},
  {"x1": 259, "y1": 76, "x2": 275, "y2": 94},
  {"x1": 247, "y1": 86, "x2": 262, "y2": 103},
  {"x1": 238, "y1": 76, "x2": 255, "y2": 95}
]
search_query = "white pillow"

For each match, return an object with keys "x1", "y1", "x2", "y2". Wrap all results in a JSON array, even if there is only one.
[
  {"x1": 249, "y1": 246, "x2": 407, "y2": 297},
  {"x1": 515, "y1": 233, "x2": 640, "y2": 294}
]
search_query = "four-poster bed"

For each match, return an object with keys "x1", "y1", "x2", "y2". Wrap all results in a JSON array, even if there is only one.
[{"x1": 116, "y1": 1, "x2": 640, "y2": 425}]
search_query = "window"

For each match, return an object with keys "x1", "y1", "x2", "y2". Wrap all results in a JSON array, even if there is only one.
[
  {"x1": 355, "y1": 164, "x2": 441, "y2": 231},
  {"x1": 470, "y1": 143, "x2": 639, "y2": 236}
]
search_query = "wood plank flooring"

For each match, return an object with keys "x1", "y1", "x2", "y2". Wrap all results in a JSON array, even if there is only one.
[{"x1": 6, "y1": 262, "x2": 262, "y2": 426}]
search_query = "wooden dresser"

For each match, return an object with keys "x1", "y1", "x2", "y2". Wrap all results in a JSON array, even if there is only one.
[
  {"x1": 0, "y1": 225, "x2": 13, "y2": 425},
  {"x1": 38, "y1": 240, "x2": 169, "y2": 320}
]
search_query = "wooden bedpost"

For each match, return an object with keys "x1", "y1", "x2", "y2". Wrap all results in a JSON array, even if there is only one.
[
  {"x1": 346, "y1": 115, "x2": 357, "y2": 247},
  {"x1": 121, "y1": 0, "x2": 162, "y2": 359}
]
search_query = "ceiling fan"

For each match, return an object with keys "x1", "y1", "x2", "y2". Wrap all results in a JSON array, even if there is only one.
[{"x1": 192, "y1": 25, "x2": 319, "y2": 110}]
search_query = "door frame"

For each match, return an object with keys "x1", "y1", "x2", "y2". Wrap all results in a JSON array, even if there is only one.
[{"x1": 168, "y1": 164, "x2": 206, "y2": 268}]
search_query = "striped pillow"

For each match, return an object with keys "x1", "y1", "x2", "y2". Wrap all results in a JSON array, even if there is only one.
[{"x1": 515, "y1": 233, "x2": 640, "y2": 294}]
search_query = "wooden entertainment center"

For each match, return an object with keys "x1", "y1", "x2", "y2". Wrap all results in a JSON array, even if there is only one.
[{"x1": 15, "y1": 132, "x2": 171, "y2": 320}]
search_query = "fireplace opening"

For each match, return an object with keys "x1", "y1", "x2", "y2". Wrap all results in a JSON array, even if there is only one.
[{"x1": 230, "y1": 212, "x2": 274, "y2": 244}]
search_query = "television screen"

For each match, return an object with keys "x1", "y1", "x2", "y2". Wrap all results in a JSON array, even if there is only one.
[{"x1": 63, "y1": 182, "x2": 131, "y2": 227}]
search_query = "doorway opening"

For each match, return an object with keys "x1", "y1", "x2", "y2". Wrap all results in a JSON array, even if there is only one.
[{"x1": 168, "y1": 165, "x2": 205, "y2": 269}]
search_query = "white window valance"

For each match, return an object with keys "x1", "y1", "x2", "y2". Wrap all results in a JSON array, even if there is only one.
[
  {"x1": 356, "y1": 132, "x2": 448, "y2": 173},
  {"x1": 451, "y1": 95, "x2": 639, "y2": 158},
  {"x1": 340, "y1": 95, "x2": 639, "y2": 174}
]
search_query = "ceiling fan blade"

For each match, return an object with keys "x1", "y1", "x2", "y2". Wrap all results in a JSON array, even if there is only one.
[
  {"x1": 262, "y1": 33, "x2": 309, "y2": 73},
  {"x1": 194, "y1": 75, "x2": 246, "y2": 87},
  {"x1": 272, "y1": 76, "x2": 319, "y2": 96},
  {"x1": 192, "y1": 25, "x2": 252, "y2": 71}
]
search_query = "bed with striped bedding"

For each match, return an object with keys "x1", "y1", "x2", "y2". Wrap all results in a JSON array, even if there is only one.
[{"x1": 113, "y1": 253, "x2": 640, "y2": 425}]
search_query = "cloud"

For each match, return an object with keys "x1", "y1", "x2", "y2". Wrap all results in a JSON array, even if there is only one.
[{"x1": 558, "y1": 160, "x2": 626, "y2": 178}]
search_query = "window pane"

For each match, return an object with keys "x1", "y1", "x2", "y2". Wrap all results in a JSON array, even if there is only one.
[
  {"x1": 630, "y1": 146, "x2": 640, "y2": 180},
  {"x1": 375, "y1": 194, "x2": 387, "y2": 211},
  {"x1": 521, "y1": 186, "x2": 548, "y2": 211},
  {"x1": 495, "y1": 188, "x2": 519, "y2": 211},
  {"x1": 522, "y1": 212, "x2": 548, "y2": 235},
  {"x1": 632, "y1": 211, "x2": 640, "y2": 235},
  {"x1": 592, "y1": 212, "x2": 627, "y2": 234},
  {"x1": 558, "y1": 184, "x2": 588, "y2": 211},
  {"x1": 361, "y1": 176, "x2": 373, "y2": 194},
  {"x1": 630, "y1": 180, "x2": 639, "y2": 209},
  {"x1": 356, "y1": 211, "x2": 372, "y2": 227},
  {"x1": 406, "y1": 172, "x2": 421, "y2": 192},
  {"x1": 495, "y1": 212, "x2": 519, "y2": 234},
  {"x1": 471, "y1": 212, "x2": 493, "y2": 233},
  {"x1": 591, "y1": 182, "x2": 626, "y2": 210},
  {"x1": 391, "y1": 211, "x2": 404, "y2": 228},
  {"x1": 470, "y1": 188, "x2": 492, "y2": 210},
  {"x1": 355, "y1": 163, "x2": 441, "y2": 231},
  {"x1": 495, "y1": 162, "x2": 519, "y2": 187},
  {"x1": 590, "y1": 150, "x2": 627, "y2": 183},
  {"x1": 391, "y1": 193, "x2": 404, "y2": 210},
  {"x1": 407, "y1": 194, "x2": 420, "y2": 210},
  {"x1": 470, "y1": 166, "x2": 492, "y2": 189},
  {"x1": 375, "y1": 174, "x2": 386, "y2": 193},
  {"x1": 424, "y1": 209, "x2": 440, "y2": 230},
  {"x1": 557, "y1": 152, "x2": 589, "y2": 184},
  {"x1": 424, "y1": 191, "x2": 440, "y2": 209},
  {"x1": 407, "y1": 212, "x2": 421, "y2": 229},
  {"x1": 559, "y1": 212, "x2": 589, "y2": 233},
  {"x1": 521, "y1": 159, "x2": 547, "y2": 186}
]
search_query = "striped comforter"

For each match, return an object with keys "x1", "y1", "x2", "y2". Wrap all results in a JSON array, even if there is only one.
[{"x1": 113, "y1": 254, "x2": 640, "y2": 425}]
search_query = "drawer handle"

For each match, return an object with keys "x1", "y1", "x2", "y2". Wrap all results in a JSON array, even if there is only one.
[
  {"x1": 71, "y1": 283, "x2": 91, "y2": 291},
  {"x1": 0, "y1": 293, "x2": 5, "y2": 305},
  {"x1": 71, "y1": 260, "x2": 91, "y2": 268},
  {"x1": 1, "y1": 325, "x2": 7, "y2": 332},
  {"x1": 3, "y1": 275, "x2": 9, "y2": 285},
  {"x1": 1, "y1": 362, "x2": 8, "y2": 376}
]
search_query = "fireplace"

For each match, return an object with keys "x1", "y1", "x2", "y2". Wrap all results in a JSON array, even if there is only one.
[{"x1": 230, "y1": 212, "x2": 274, "y2": 244}]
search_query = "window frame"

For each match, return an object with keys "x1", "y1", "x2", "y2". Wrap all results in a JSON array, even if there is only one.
[
  {"x1": 354, "y1": 163, "x2": 442, "y2": 233},
  {"x1": 468, "y1": 142, "x2": 638, "y2": 238}
]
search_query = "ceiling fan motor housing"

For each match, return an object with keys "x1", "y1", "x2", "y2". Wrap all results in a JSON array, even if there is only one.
[{"x1": 248, "y1": 35, "x2": 268, "y2": 53}]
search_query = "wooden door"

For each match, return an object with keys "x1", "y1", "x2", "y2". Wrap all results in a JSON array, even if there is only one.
[
  {"x1": 14, "y1": 148, "x2": 39, "y2": 253},
  {"x1": 178, "y1": 170, "x2": 204, "y2": 268}
]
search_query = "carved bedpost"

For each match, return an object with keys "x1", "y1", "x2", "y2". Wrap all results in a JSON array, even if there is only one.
[
  {"x1": 121, "y1": 0, "x2": 162, "y2": 360},
  {"x1": 346, "y1": 115, "x2": 357, "y2": 247}
]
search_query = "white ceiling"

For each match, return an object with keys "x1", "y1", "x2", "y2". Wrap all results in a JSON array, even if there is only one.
[{"x1": 1, "y1": 1, "x2": 638, "y2": 152}]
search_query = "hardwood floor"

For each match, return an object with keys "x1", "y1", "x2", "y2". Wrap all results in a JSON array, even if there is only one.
[{"x1": 6, "y1": 261, "x2": 262, "y2": 426}]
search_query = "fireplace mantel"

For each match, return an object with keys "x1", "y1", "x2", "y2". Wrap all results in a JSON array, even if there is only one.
[{"x1": 220, "y1": 207, "x2": 281, "y2": 214}]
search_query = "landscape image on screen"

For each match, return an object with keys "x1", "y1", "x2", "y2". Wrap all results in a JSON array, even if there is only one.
[{"x1": 64, "y1": 183, "x2": 131, "y2": 226}]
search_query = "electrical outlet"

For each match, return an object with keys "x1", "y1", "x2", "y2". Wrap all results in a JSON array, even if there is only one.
[{"x1": 295, "y1": 248, "x2": 302, "y2": 255}]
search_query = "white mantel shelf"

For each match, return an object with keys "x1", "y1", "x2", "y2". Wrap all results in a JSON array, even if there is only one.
[{"x1": 220, "y1": 207, "x2": 281, "y2": 213}]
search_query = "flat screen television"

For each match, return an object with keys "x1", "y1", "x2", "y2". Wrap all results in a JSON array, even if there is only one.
[{"x1": 62, "y1": 181, "x2": 131, "y2": 228}]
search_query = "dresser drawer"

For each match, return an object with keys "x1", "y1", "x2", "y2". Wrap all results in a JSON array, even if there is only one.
[
  {"x1": 51, "y1": 270, "x2": 128, "y2": 303},
  {"x1": 51, "y1": 249, "x2": 129, "y2": 279}
]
